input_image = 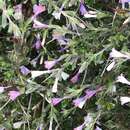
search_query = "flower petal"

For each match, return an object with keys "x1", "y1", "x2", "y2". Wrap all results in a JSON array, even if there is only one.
[
  {"x1": 8, "y1": 91, "x2": 20, "y2": 101},
  {"x1": 106, "y1": 61, "x2": 115, "y2": 71},
  {"x1": 44, "y1": 60, "x2": 57, "y2": 70},
  {"x1": 74, "y1": 124, "x2": 84, "y2": 130},
  {"x1": 120, "y1": 96, "x2": 130, "y2": 105},
  {"x1": 51, "y1": 98, "x2": 63, "y2": 106},
  {"x1": 109, "y1": 48, "x2": 128, "y2": 58},
  {"x1": 73, "y1": 96, "x2": 87, "y2": 109},
  {"x1": 70, "y1": 73, "x2": 80, "y2": 84},
  {"x1": 116, "y1": 74, "x2": 130, "y2": 85},
  {"x1": 33, "y1": 4, "x2": 45, "y2": 16},
  {"x1": 20, "y1": 66, "x2": 30, "y2": 76}
]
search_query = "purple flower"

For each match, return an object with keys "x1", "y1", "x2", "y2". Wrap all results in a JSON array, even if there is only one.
[
  {"x1": 38, "y1": 127, "x2": 42, "y2": 130},
  {"x1": 14, "y1": 4, "x2": 22, "y2": 11},
  {"x1": 95, "y1": 126, "x2": 102, "y2": 130},
  {"x1": 73, "y1": 89, "x2": 101, "y2": 109},
  {"x1": 14, "y1": 4, "x2": 22, "y2": 20},
  {"x1": 79, "y1": 3, "x2": 87, "y2": 15},
  {"x1": 73, "y1": 96, "x2": 87, "y2": 109},
  {"x1": 57, "y1": 38, "x2": 69, "y2": 45},
  {"x1": 51, "y1": 98, "x2": 63, "y2": 106},
  {"x1": 38, "y1": 124, "x2": 43, "y2": 130},
  {"x1": 74, "y1": 124, "x2": 84, "y2": 130},
  {"x1": 33, "y1": 4, "x2": 45, "y2": 16},
  {"x1": 8, "y1": 91, "x2": 20, "y2": 101},
  {"x1": 52, "y1": 32, "x2": 69, "y2": 45},
  {"x1": 33, "y1": 20, "x2": 49, "y2": 29},
  {"x1": 35, "y1": 39, "x2": 41, "y2": 50},
  {"x1": 119, "y1": 0, "x2": 130, "y2": 3},
  {"x1": 70, "y1": 72, "x2": 80, "y2": 84},
  {"x1": 34, "y1": 34, "x2": 41, "y2": 50},
  {"x1": 85, "y1": 89, "x2": 97, "y2": 99},
  {"x1": 44, "y1": 60, "x2": 58, "y2": 70},
  {"x1": 20, "y1": 66, "x2": 30, "y2": 75}
]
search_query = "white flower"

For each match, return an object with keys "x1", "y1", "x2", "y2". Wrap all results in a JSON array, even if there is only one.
[
  {"x1": 77, "y1": 99, "x2": 87, "y2": 109},
  {"x1": 88, "y1": 10, "x2": 97, "y2": 15},
  {"x1": 106, "y1": 61, "x2": 115, "y2": 71},
  {"x1": 84, "y1": 13, "x2": 97, "y2": 18},
  {"x1": 116, "y1": 74, "x2": 130, "y2": 85},
  {"x1": 52, "y1": 10, "x2": 61, "y2": 20},
  {"x1": 0, "y1": 87, "x2": 4, "y2": 93},
  {"x1": 109, "y1": 48, "x2": 129, "y2": 58},
  {"x1": 31, "y1": 70, "x2": 51, "y2": 78},
  {"x1": 120, "y1": 96, "x2": 130, "y2": 105},
  {"x1": 84, "y1": 113, "x2": 93, "y2": 124},
  {"x1": 13, "y1": 121, "x2": 24, "y2": 129},
  {"x1": 123, "y1": 17, "x2": 130, "y2": 25},
  {"x1": 52, "y1": 77, "x2": 59, "y2": 93}
]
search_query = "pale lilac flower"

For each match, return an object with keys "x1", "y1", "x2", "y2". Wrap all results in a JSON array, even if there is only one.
[
  {"x1": 84, "y1": 113, "x2": 93, "y2": 124},
  {"x1": 33, "y1": 20, "x2": 49, "y2": 29},
  {"x1": 106, "y1": 61, "x2": 115, "y2": 71},
  {"x1": 79, "y1": 3, "x2": 87, "y2": 15},
  {"x1": 51, "y1": 98, "x2": 63, "y2": 106},
  {"x1": 52, "y1": 3, "x2": 64, "y2": 20},
  {"x1": 73, "y1": 96, "x2": 87, "y2": 109},
  {"x1": 57, "y1": 38, "x2": 69, "y2": 45},
  {"x1": 79, "y1": 2, "x2": 97, "y2": 18},
  {"x1": 0, "y1": 87, "x2": 4, "y2": 93},
  {"x1": 33, "y1": 4, "x2": 45, "y2": 16},
  {"x1": 85, "y1": 89, "x2": 97, "y2": 99},
  {"x1": 73, "y1": 89, "x2": 101, "y2": 109},
  {"x1": 109, "y1": 48, "x2": 129, "y2": 59},
  {"x1": 35, "y1": 39, "x2": 41, "y2": 50},
  {"x1": 34, "y1": 34, "x2": 41, "y2": 50},
  {"x1": 74, "y1": 124, "x2": 84, "y2": 130},
  {"x1": 116, "y1": 74, "x2": 130, "y2": 85},
  {"x1": 52, "y1": 32, "x2": 69, "y2": 45},
  {"x1": 44, "y1": 60, "x2": 58, "y2": 70},
  {"x1": 20, "y1": 66, "x2": 30, "y2": 75},
  {"x1": 119, "y1": 0, "x2": 130, "y2": 9},
  {"x1": 8, "y1": 91, "x2": 20, "y2": 101},
  {"x1": 58, "y1": 47, "x2": 68, "y2": 52},
  {"x1": 95, "y1": 126, "x2": 102, "y2": 130},
  {"x1": 74, "y1": 113, "x2": 93, "y2": 130},
  {"x1": 70, "y1": 72, "x2": 80, "y2": 84},
  {"x1": 119, "y1": 0, "x2": 130, "y2": 3},
  {"x1": 38, "y1": 124, "x2": 43, "y2": 130},
  {"x1": 38, "y1": 127, "x2": 42, "y2": 130},
  {"x1": 14, "y1": 4, "x2": 22, "y2": 20},
  {"x1": 52, "y1": 10, "x2": 62, "y2": 20}
]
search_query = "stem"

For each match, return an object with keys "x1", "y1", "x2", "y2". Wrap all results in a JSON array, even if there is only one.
[
  {"x1": 0, "y1": 99, "x2": 10, "y2": 111},
  {"x1": 27, "y1": 94, "x2": 32, "y2": 114}
]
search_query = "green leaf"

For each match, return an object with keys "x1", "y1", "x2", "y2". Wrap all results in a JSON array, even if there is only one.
[
  {"x1": 2, "y1": 12, "x2": 7, "y2": 28},
  {"x1": 25, "y1": 80, "x2": 46, "y2": 94}
]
